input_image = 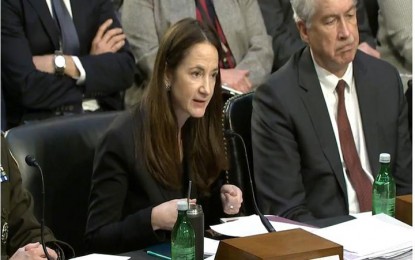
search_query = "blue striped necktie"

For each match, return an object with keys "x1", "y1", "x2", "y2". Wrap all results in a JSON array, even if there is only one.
[{"x1": 52, "y1": 0, "x2": 80, "y2": 55}]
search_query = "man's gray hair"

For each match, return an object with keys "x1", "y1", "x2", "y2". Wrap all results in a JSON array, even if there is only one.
[
  {"x1": 290, "y1": 0, "x2": 357, "y2": 28},
  {"x1": 290, "y1": 0, "x2": 317, "y2": 28}
]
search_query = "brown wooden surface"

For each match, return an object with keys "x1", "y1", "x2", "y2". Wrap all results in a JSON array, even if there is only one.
[
  {"x1": 215, "y1": 228, "x2": 343, "y2": 260},
  {"x1": 395, "y1": 194, "x2": 412, "y2": 226}
]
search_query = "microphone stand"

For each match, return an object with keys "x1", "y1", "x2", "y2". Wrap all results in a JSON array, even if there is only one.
[
  {"x1": 25, "y1": 155, "x2": 53, "y2": 260},
  {"x1": 224, "y1": 130, "x2": 276, "y2": 232}
]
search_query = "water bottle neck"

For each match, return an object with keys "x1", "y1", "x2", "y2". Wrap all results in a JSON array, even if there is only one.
[
  {"x1": 379, "y1": 162, "x2": 391, "y2": 174},
  {"x1": 178, "y1": 209, "x2": 188, "y2": 222}
]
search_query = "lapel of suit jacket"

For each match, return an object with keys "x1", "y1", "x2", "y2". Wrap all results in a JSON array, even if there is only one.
[
  {"x1": 28, "y1": 0, "x2": 60, "y2": 50},
  {"x1": 297, "y1": 47, "x2": 348, "y2": 196},
  {"x1": 353, "y1": 51, "x2": 378, "y2": 176}
]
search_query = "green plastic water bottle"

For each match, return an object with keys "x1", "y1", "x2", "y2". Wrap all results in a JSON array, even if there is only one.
[
  {"x1": 171, "y1": 201, "x2": 195, "y2": 260},
  {"x1": 372, "y1": 153, "x2": 396, "y2": 217}
]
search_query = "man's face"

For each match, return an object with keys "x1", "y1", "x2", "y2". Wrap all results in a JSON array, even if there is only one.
[{"x1": 298, "y1": 0, "x2": 359, "y2": 76}]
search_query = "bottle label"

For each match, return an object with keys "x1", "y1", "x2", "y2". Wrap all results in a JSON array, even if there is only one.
[
  {"x1": 372, "y1": 173, "x2": 396, "y2": 217},
  {"x1": 372, "y1": 197, "x2": 395, "y2": 217},
  {"x1": 171, "y1": 246, "x2": 195, "y2": 259}
]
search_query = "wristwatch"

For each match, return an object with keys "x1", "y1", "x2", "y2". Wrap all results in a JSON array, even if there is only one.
[{"x1": 54, "y1": 51, "x2": 66, "y2": 76}]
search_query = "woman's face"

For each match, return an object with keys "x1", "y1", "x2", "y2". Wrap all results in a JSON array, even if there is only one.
[{"x1": 168, "y1": 42, "x2": 219, "y2": 127}]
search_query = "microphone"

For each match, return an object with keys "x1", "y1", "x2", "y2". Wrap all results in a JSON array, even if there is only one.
[
  {"x1": 25, "y1": 155, "x2": 52, "y2": 260},
  {"x1": 224, "y1": 130, "x2": 276, "y2": 232}
]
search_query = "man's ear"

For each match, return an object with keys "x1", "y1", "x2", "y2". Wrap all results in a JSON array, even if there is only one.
[{"x1": 297, "y1": 21, "x2": 310, "y2": 44}]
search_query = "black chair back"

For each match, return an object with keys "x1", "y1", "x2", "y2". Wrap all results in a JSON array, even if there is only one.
[
  {"x1": 222, "y1": 92, "x2": 255, "y2": 215},
  {"x1": 5, "y1": 112, "x2": 121, "y2": 256}
]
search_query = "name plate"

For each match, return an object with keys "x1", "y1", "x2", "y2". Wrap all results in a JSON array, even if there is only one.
[{"x1": 215, "y1": 228, "x2": 343, "y2": 260}]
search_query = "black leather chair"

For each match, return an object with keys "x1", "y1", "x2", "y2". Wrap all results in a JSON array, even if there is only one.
[
  {"x1": 222, "y1": 92, "x2": 256, "y2": 215},
  {"x1": 5, "y1": 111, "x2": 121, "y2": 256}
]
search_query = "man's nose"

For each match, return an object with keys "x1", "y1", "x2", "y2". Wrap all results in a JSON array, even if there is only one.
[{"x1": 338, "y1": 18, "x2": 351, "y2": 39}]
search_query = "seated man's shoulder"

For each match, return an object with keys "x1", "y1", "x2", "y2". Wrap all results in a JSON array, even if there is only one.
[
  {"x1": 356, "y1": 50, "x2": 399, "y2": 73},
  {"x1": 259, "y1": 58, "x2": 301, "y2": 98}
]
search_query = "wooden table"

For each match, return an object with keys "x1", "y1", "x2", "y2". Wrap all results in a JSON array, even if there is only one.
[{"x1": 395, "y1": 194, "x2": 412, "y2": 226}]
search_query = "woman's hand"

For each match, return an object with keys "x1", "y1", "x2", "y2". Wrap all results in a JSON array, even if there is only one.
[
  {"x1": 151, "y1": 199, "x2": 196, "y2": 231},
  {"x1": 220, "y1": 184, "x2": 243, "y2": 215}
]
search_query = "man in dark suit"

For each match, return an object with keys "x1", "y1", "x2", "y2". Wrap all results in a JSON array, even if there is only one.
[
  {"x1": 252, "y1": 0, "x2": 412, "y2": 223},
  {"x1": 258, "y1": 0, "x2": 380, "y2": 72},
  {"x1": 1, "y1": 0, "x2": 135, "y2": 129}
]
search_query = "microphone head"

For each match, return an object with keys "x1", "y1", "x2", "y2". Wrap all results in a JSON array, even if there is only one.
[{"x1": 25, "y1": 155, "x2": 38, "y2": 167}]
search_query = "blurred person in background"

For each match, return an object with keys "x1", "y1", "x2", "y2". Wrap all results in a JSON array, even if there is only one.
[
  {"x1": 1, "y1": 0, "x2": 135, "y2": 130},
  {"x1": 122, "y1": 0, "x2": 273, "y2": 106},
  {"x1": 376, "y1": 0, "x2": 412, "y2": 92}
]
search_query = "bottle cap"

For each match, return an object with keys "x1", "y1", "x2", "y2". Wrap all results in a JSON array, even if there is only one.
[
  {"x1": 379, "y1": 153, "x2": 390, "y2": 163},
  {"x1": 177, "y1": 200, "x2": 189, "y2": 211}
]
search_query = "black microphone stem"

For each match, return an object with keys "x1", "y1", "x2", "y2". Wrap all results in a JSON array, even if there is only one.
[
  {"x1": 38, "y1": 164, "x2": 51, "y2": 260},
  {"x1": 25, "y1": 156, "x2": 53, "y2": 260},
  {"x1": 225, "y1": 130, "x2": 276, "y2": 232}
]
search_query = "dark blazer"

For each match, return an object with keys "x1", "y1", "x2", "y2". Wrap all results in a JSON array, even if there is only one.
[
  {"x1": 1, "y1": 135, "x2": 74, "y2": 259},
  {"x1": 258, "y1": 0, "x2": 376, "y2": 71},
  {"x1": 1, "y1": 0, "x2": 135, "y2": 128},
  {"x1": 252, "y1": 47, "x2": 412, "y2": 222},
  {"x1": 85, "y1": 109, "x2": 223, "y2": 254}
]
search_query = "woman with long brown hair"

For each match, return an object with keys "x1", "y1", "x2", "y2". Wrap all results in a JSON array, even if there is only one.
[{"x1": 85, "y1": 18, "x2": 243, "y2": 254}]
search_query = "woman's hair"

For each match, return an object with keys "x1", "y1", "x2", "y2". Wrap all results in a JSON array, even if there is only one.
[
  {"x1": 135, "y1": 18, "x2": 226, "y2": 194},
  {"x1": 290, "y1": 0, "x2": 357, "y2": 28}
]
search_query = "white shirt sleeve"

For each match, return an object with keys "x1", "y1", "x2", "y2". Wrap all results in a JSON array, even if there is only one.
[{"x1": 71, "y1": 56, "x2": 86, "y2": 85}]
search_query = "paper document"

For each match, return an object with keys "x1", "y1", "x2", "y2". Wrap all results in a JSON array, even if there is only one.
[
  {"x1": 204, "y1": 237, "x2": 220, "y2": 256},
  {"x1": 70, "y1": 254, "x2": 130, "y2": 260},
  {"x1": 210, "y1": 214, "x2": 317, "y2": 237},
  {"x1": 311, "y1": 256, "x2": 340, "y2": 260},
  {"x1": 311, "y1": 214, "x2": 413, "y2": 260},
  {"x1": 221, "y1": 84, "x2": 243, "y2": 95}
]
